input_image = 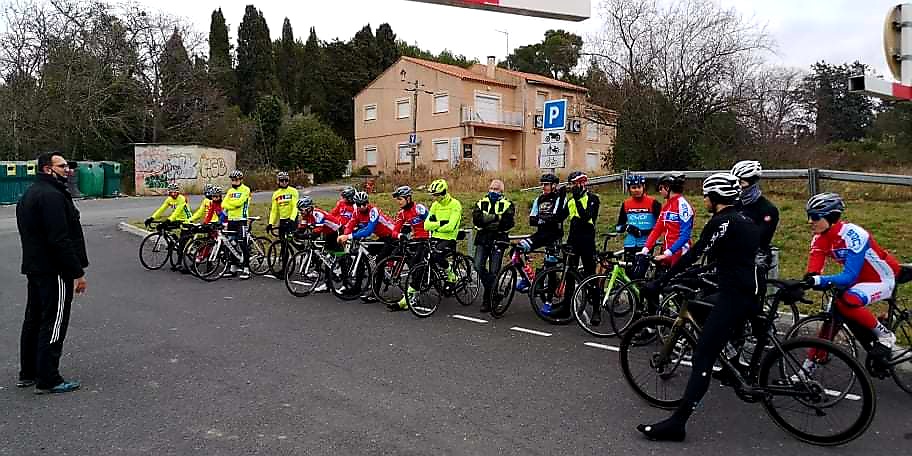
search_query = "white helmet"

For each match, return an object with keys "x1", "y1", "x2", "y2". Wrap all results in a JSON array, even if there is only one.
[
  {"x1": 731, "y1": 160, "x2": 762, "y2": 180},
  {"x1": 702, "y1": 173, "x2": 740, "y2": 200}
]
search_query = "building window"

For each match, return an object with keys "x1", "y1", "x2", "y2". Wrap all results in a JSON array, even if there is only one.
[
  {"x1": 364, "y1": 104, "x2": 377, "y2": 121},
  {"x1": 474, "y1": 92, "x2": 501, "y2": 123},
  {"x1": 398, "y1": 144, "x2": 411, "y2": 164},
  {"x1": 433, "y1": 93, "x2": 449, "y2": 114},
  {"x1": 536, "y1": 91, "x2": 548, "y2": 111},
  {"x1": 396, "y1": 99, "x2": 411, "y2": 119},
  {"x1": 586, "y1": 122, "x2": 599, "y2": 141},
  {"x1": 433, "y1": 139, "x2": 449, "y2": 161},
  {"x1": 586, "y1": 149, "x2": 601, "y2": 171},
  {"x1": 365, "y1": 146, "x2": 378, "y2": 166}
]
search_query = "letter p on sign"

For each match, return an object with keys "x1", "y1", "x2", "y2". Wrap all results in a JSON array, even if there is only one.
[{"x1": 542, "y1": 99, "x2": 567, "y2": 130}]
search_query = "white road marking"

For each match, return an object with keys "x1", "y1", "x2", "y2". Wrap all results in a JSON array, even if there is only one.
[
  {"x1": 824, "y1": 389, "x2": 861, "y2": 401},
  {"x1": 584, "y1": 342, "x2": 620, "y2": 352},
  {"x1": 510, "y1": 327, "x2": 552, "y2": 337},
  {"x1": 265, "y1": 274, "x2": 278, "y2": 280},
  {"x1": 452, "y1": 314, "x2": 488, "y2": 324}
]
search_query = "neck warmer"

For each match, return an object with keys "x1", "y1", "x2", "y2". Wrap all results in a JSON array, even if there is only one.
[{"x1": 741, "y1": 183, "x2": 761, "y2": 205}]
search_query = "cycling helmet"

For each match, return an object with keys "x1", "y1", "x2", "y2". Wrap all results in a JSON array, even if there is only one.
[
  {"x1": 297, "y1": 196, "x2": 314, "y2": 210},
  {"x1": 203, "y1": 185, "x2": 215, "y2": 198},
  {"x1": 731, "y1": 160, "x2": 762, "y2": 181},
  {"x1": 210, "y1": 185, "x2": 224, "y2": 197},
  {"x1": 702, "y1": 173, "x2": 740, "y2": 203},
  {"x1": 657, "y1": 172, "x2": 685, "y2": 192},
  {"x1": 625, "y1": 174, "x2": 646, "y2": 187},
  {"x1": 428, "y1": 179, "x2": 448, "y2": 196},
  {"x1": 229, "y1": 169, "x2": 243, "y2": 179},
  {"x1": 392, "y1": 185, "x2": 413, "y2": 198},
  {"x1": 568, "y1": 171, "x2": 588, "y2": 185},
  {"x1": 167, "y1": 183, "x2": 180, "y2": 192},
  {"x1": 806, "y1": 193, "x2": 845, "y2": 220},
  {"x1": 352, "y1": 191, "x2": 369, "y2": 206},
  {"x1": 340, "y1": 186, "x2": 356, "y2": 202},
  {"x1": 276, "y1": 171, "x2": 290, "y2": 181},
  {"x1": 540, "y1": 173, "x2": 559, "y2": 184}
]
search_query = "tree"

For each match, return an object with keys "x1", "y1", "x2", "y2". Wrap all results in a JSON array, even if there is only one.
[
  {"x1": 375, "y1": 23, "x2": 400, "y2": 70},
  {"x1": 277, "y1": 114, "x2": 349, "y2": 182},
  {"x1": 208, "y1": 8, "x2": 235, "y2": 102},
  {"x1": 502, "y1": 30, "x2": 583, "y2": 81},
  {"x1": 275, "y1": 18, "x2": 297, "y2": 107},
  {"x1": 160, "y1": 29, "x2": 193, "y2": 137},
  {"x1": 253, "y1": 94, "x2": 283, "y2": 165},
  {"x1": 296, "y1": 27, "x2": 326, "y2": 114},
  {"x1": 800, "y1": 62, "x2": 877, "y2": 143},
  {"x1": 236, "y1": 5, "x2": 277, "y2": 115},
  {"x1": 398, "y1": 42, "x2": 476, "y2": 67}
]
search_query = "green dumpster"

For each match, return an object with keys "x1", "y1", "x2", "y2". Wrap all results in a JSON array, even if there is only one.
[
  {"x1": 0, "y1": 162, "x2": 17, "y2": 204},
  {"x1": 78, "y1": 162, "x2": 104, "y2": 197},
  {"x1": 100, "y1": 161, "x2": 121, "y2": 197}
]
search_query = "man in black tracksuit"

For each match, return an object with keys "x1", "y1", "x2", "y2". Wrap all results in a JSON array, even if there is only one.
[
  {"x1": 16, "y1": 152, "x2": 89, "y2": 394},
  {"x1": 638, "y1": 173, "x2": 762, "y2": 442}
]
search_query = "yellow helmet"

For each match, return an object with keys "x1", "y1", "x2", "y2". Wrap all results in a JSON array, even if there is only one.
[{"x1": 428, "y1": 179, "x2": 448, "y2": 196}]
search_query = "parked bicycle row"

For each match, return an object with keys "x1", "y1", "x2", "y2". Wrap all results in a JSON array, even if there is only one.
[{"x1": 137, "y1": 164, "x2": 912, "y2": 446}]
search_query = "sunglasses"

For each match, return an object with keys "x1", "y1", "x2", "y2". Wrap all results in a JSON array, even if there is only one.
[{"x1": 808, "y1": 213, "x2": 824, "y2": 221}]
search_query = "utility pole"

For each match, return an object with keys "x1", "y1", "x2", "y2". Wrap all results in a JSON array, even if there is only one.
[{"x1": 402, "y1": 70, "x2": 434, "y2": 173}]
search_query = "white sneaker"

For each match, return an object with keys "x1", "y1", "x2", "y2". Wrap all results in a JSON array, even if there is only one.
[
  {"x1": 239, "y1": 268, "x2": 251, "y2": 280},
  {"x1": 314, "y1": 283, "x2": 328, "y2": 293},
  {"x1": 877, "y1": 332, "x2": 897, "y2": 349},
  {"x1": 789, "y1": 359, "x2": 817, "y2": 383}
]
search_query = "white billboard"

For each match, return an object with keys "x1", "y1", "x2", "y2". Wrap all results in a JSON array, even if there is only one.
[{"x1": 405, "y1": 0, "x2": 590, "y2": 21}]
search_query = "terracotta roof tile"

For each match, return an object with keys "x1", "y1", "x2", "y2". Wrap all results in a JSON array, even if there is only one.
[{"x1": 401, "y1": 56, "x2": 515, "y2": 88}]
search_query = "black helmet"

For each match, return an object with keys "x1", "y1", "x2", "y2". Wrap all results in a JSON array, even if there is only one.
[
  {"x1": 391, "y1": 185, "x2": 413, "y2": 198},
  {"x1": 567, "y1": 171, "x2": 588, "y2": 185},
  {"x1": 340, "y1": 186, "x2": 356, "y2": 202},
  {"x1": 297, "y1": 196, "x2": 314, "y2": 210},
  {"x1": 806, "y1": 193, "x2": 845, "y2": 221},
  {"x1": 657, "y1": 172, "x2": 685, "y2": 192},
  {"x1": 352, "y1": 191, "x2": 369, "y2": 206},
  {"x1": 229, "y1": 169, "x2": 243, "y2": 179},
  {"x1": 540, "y1": 173, "x2": 559, "y2": 184}
]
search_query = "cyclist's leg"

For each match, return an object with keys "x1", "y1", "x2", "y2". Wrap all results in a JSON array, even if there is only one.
[
  {"x1": 474, "y1": 241, "x2": 493, "y2": 296},
  {"x1": 278, "y1": 219, "x2": 295, "y2": 266},
  {"x1": 175, "y1": 227, "x2": 192, "y2": 270},
  {"x1": 836, "y1": 282, "x2": 895, "y2": 346}
]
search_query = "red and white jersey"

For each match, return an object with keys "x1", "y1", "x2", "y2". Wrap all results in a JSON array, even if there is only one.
[
  {"x1": 645, "y1": 194, "x2": 694, "y2": 256},
  {"x1": 330, "y1": 199, "x2": 356, "y2": 224},
  {"x1": 344, "y1": 205, "x2": 395, "y2": 239},
  {"x1": 807, "y1": 221, "x2": 900, "y2": 288},
  {"x1": 393, "y1": 202, "x2": 430, "y2": 238},
  {"x1": 300, "y1": 208, "x2": 343, "y2": 236}
]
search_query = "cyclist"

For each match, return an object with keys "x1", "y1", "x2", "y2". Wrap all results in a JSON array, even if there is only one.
[
  {"x1": 516, "y1": 173, "x2": 566, "y2": 291},
  {"x1": 423, "y1": 179, "x2": 463, "y2": 296},
  {"x1": 202, "y1": 186, "x2": 226, "y2": 225},
  {"x1": 638, "y1": 173, "x2": 763, "y2": 442},
  {"x1": 615, "y1": 174, "x2": 661, "y2": 271},
  {"x1": 189, "y1": 184, "x2": 216, "y2": 223},
  {"x1": 222, "y1": 170, "x2": 252, "y2": 280},
  {"x1": 331, "y1": 186, "x2": 357, "y2": 225},
  {"x1": 801, "y1": 193, "x2": 900, "y2": 367},
  {"x1": 145, "y1": 183, "x2": 193, "y2": 272},
  {"x1": 297, "y1": 196, "x2": 344, "y2": 293},
  {"x1": 267, "y1": 171, "x2": 299, "y2": 269},
  {"x1": 549, "y1": 171, "x2": 600, "y2": 318},
  {"x1": 387, "y1": 186, "x2": 430, "y2": 311},
  {"x1": 731, "y1": 160, "x2": 779, "y2": 272},
  {"x1": 642, "y1": 172, "x2": 693, "y2": 267},
  {"x1": 472, "y1": 179, "x2": 515, "y2": 313},
  {"x1": 338, "y1": 191, "x2": 396, "y2": 302}
]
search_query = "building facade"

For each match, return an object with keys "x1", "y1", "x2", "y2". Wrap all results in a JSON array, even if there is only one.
[{"x1": 353, "y1": 56, "x2": 617, "y2": 175}]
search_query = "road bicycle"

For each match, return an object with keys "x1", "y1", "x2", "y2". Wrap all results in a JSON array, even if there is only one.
[
  {"x1": 139, "y1": 220, "x2": 184, "y2": 270},
  {"x1": 571, "y1": 244, "x2": 644, "y2": 337},
  {"x1": 619, "y1": 273, "x2": 875, "y2": 446},
  {"x1": 370, "y1": 237, "x2": 426, "y2": 305},
  {"x1": 489, "y1": 239, "x2": 561, "y2": 319},
  {"x1": 266, "y1": 223, "x2": 309, "y2": 276},
  {"x1": 785, "y1": 263, "x2": 912, "y2": 394},
  {"x1": 405, "y1": 236, "x2": 480, "y2": 318},
  {"x1": 328, "y1": 237, "x2": 386, "y2": 301},
  {"x1": 284, "y1": 230, "x2": 345, "y2": 297},
  {"x1": 183, "y1": 217, "x2": 269, "y2": 281}
]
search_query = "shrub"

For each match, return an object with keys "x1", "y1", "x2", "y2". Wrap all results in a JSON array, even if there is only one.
[{"x1": 276, "y1": 114, "x2": 349, "y2": 183}]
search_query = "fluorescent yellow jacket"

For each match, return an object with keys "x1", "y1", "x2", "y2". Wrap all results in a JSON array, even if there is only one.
[
  {"x1": 222, "y1": 184, "x2": 251, "y2": 221},
  {"x1": 269, "y1": 186, "x2": 299, "y2": 225},
  {"x1": 425, "y1": 195, "x2": 463, "y2": 241},
  {"x1": 151, "y1": 194, "x2": 192, "y2": 222},
  {"x1": 190, "y1": 198, "x2": 213, "y2": 223}
]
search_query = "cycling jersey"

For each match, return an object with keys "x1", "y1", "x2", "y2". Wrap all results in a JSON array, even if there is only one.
[
  {"x1": 807, "y1": 221, "x2": 900, "y2": 298},
  {"x1": 344, "y1": 205, "x2": 395, "y2": 239},
  {"x1": 528, "y1": 192, "x2": 566, "y2": 247},
  {"x1": 737, "y1": 195, "x2": 779, "y2": 249},
  {"x1": 561, "y1": 189, "x2": 599, "y2": 245},
  {"x1": 300, "y1": 208, "x2": 343, "y2": 236},
  {"x1": 330, "y1": 199, "x2": 356, "y2": 224},
  {"x1": 645, "y1": 194, "x2": 694, "y2": 259},
  {"x1": 616, "y1": 195, "x2": 661, "y2": 248},
  {"x1": 425, "y1": 194, "x2": 463, "y2": 241},
  {"x1": 269, "y1": 186, "x2": 299, "y2": 225},
  {"x1": 222, "y1": 184, "x2": 251, "y2": 221},
  {"x1": 151, "y1": 194, "x2": 192, "y2": 222},
  {"x1": 190, "y1": 198, "x2": 212, "y2": 223},
  {"x1": 203, "y1": 201, "x2": 226, "y2": 225},
  {"x1": 393, "y1": 202, "x2": 429, "y2": 238}
]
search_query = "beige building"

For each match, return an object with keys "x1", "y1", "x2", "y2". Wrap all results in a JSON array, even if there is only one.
[{"x1": 353, "y1": 56, "x2": 617, "y2": 175}]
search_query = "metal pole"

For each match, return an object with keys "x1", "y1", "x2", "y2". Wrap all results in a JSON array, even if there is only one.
[
  {"x1": 807, "y1": 168, "x2": 819, "y2": 196},
  {"x1": 411, "y1": 80, "x2": 419, "y2": 172},
  {"x1": 902, "y1": 4, "x2": 912, "y2": 85}
]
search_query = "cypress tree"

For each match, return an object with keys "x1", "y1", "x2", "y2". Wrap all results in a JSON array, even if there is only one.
[
  {"x1": 275, "y1": 18, "x2": 297, "y2": 108},
  {"x1": 236, "y1": 5, "x2": 277, "y2": 115},
  {"x1": 208, "y1": 8, "x2": 235, "y2": 102}
]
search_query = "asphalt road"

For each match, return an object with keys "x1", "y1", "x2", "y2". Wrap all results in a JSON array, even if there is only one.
[{"x1": 1, "y1": 195, "x2": 910, "y2": 455}]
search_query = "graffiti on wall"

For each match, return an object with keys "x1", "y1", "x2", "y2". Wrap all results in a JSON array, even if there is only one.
[{"x1": 134, "y1": 145, "x2": 236, "y2": 195}]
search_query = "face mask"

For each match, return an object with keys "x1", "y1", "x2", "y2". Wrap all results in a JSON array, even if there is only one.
[
  {"x1": 572, "y1": 186, "x2": 584, "y2": 198},
  {"x1": 487, "y1": 191, "x2": 502, "y2": 202},
  {"x1": 54, "y1": 171, "x2": 68, "y2": 184},
  {"x1": 232, "y1": 183, "x2": 240, "y2": 189},
  {"x1": 740, "y1": 182, "x2": 761, "y2": 205}
]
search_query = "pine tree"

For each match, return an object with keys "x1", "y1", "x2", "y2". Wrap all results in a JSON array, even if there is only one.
[
  {"x1": 375, "y1": 23, "x2": 399, "y2": 71},
  {"x1": 160, "y1": 29, "x2": 193, "y2": 139},
  {"x1": 208, "y1": 8, "x2": 235, "y2": 102},
  {"x1": 236, "y1": 5, "x2": 277, "y2": 115},
  {"x1": 275, "y1": 18, "x2": 297, "y2": 108}
]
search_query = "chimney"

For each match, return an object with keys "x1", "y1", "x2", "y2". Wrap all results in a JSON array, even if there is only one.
[{"x1": 486, "y1": 56, "x2": 497, "y2": 79}]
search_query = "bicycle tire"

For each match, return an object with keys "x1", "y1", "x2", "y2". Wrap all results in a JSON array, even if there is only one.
[
  {"x1": 197, "y1": 249, "x2": 228, "y2": 282},
  {"x1": 889, "y1": 315, "x2": 912, "y2": 394},
  {"x1": 759, "y1": 336, "x2": 875, "y2": 446},
  {"x1": 371, "y1": 254, "x2": 409, "y2": 305},
  {"x1": 607, "y1": 279, "x2": 647, "y2": 336},
  {"x1": 285, "y1": 250, "x2": 321, "y2": 297},
  {"x1": 785, "y1": 315, "x2": 860, "y2": 360},
  {"x1": 406, "y1": 261, "x2": 440, "y2": 318},
  {"x1": 267, "y1": 239, "x2": 285, "y2": 276},
  {"x1": 330, "y1": 254, "x2": 371, "y2": 301},
  {"x1": 619, "y1": 315, "x2": 697, "y2": 409},
  {"x1": 491, "y1": 266, "x2": 518, "y2": 319},
  {"x1": 167, "y1": 232, "x2": 181, "y2": 269},
  {"x1": 528, "y1": 266, "x2": 577, "y2": 325},
  {"x1": 139, "y1": 232, "x2": 171, "y2": 270},
  {"x1": 249, "y1": 236, "x2": 271, "y2": 276},
  {"x1": 574, "y1": 273, "x2": 637, "y2": 338},
  {"x1": 182, "y1": 236, "x2": 201, "y2": 276},
  {"x1": 451, "y1": 254, "x2": 480, "y2": 307}
]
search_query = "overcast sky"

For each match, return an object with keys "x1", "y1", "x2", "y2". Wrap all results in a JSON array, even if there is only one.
[{"x1": 151, "y1": 0, "x2": 898, "y2": 77}]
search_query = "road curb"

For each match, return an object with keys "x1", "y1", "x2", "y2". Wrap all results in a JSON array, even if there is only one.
[{"x1": 118, "y1": 221, "x2": 150, "y2": 238}]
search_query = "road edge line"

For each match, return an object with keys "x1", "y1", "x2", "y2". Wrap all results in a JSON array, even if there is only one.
[{"x1": 118, "y1": 221, "x2": 150, "y2": 238}]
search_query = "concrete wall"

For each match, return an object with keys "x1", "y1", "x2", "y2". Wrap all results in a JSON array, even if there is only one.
[{"x1": 134, "y1": 144, "x2": 236, "y2": 196}]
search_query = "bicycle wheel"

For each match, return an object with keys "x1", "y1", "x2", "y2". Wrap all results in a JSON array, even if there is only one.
[
  {"x1": 785, "y1": 315, "x2": 860, "y2": 360},
  {"x1": 371, "y1": 254, "x2": 409, "y2": 305},
  {"x1": 330, "y1": 254, "x2": 368, "y2": 301},
  {"x1": 759, "y1": 337, "x2": 875, "y2": 446},
  {"x1": 529, "y1": 266, "x2": 577, "y2": 325},
  {"x1": 406, "y1": 261, "x2": 441, "y2": 318},
  {"x1": 889, "y1": 316, "x2": 912, "y2": 394},
  {"x1": 491, "y1": 266, "x2": 517, "y2": 318},
  {"x1": 608, "y1": 279, "x2": 646, "y2": 336},
  {"x1": 196, "y1": 247, "x2": 228, "y2": 282},
  {"x1": 249, "y1": 236, "x2": 271, "y2": 276},
  {"x1": 451, "y1": 254, "x2": 480, "y2": 307},
  {"x1": 167, "y1": 233, "x2": 181, "y2": 269},
  {"x1": 284, "y1": 250, "x2": 322, "y2": 297},
  {"x1": 139, "y1": 232, "x2": 171, "y2": 270},
  {"x1": 267, "y1": 239, "x2": 286, "y2": 276},
  {"x1": 619, "y1": 315, "x2": 697, "y2": 409},
  {"x1": 574, "y1": 273, "x2": 637, "y2": 338}
]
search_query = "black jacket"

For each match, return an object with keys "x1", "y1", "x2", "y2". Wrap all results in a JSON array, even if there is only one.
[
  {"x1": 558, "y1": 188, "x2": 600, "y2": 244},
  {"x1": 17, "y1": 174, "x2": 89, "y2": 279},
  {"x1": 666, "y1": 206, "x2": 761, "y2": 295},
  {"x1": 472, "y1": 196, "x2": 516, "y2": 245},
  {"x1": 737, "y1": 195, "x2": 779, "y2": 249}
]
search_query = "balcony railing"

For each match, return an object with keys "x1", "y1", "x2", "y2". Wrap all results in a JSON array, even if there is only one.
[{"x1": 461, "y1": 106, "x2": 524, "y2": 129}]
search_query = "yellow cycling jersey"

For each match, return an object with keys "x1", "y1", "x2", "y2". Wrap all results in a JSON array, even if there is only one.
[
  {"x1": 190, "y1": 198, "x2": 213, "y2": 223},
  {"x1": 269, "y1": 186, "x2": 299, "y2": 225},
  {"x1": 222, "y1": 184, "x2": 251, "y2": 221},
  {"x1": 151, "y1": 194, "x2": 192, "y2": 222}
]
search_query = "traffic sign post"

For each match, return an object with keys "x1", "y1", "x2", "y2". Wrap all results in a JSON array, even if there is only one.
[{"x1": 539, "y1": 99, "x2": 568, "y2": 170}]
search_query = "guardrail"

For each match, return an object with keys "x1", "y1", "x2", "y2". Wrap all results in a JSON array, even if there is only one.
[{"x1": 521, "y1": 168, "x2": 912, "y2": 195}]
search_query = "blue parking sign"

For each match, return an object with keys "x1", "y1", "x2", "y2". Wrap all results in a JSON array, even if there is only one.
[{"x1": 543, "y1": 99, "x2": 567, "y2": 130}]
